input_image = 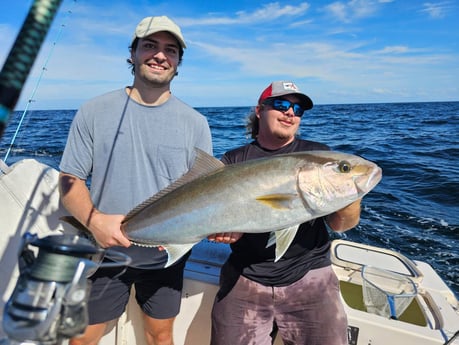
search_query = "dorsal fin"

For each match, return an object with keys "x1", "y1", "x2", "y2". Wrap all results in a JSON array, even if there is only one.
[{"x1": 123, "y1": 149, "x2": 223, "y2": 223}]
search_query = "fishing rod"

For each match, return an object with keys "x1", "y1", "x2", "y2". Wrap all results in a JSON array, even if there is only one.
[
  {"x1": 0, "y1": 0, "x2": 63, "y2": 140},
  {"x1": 3, "y1": 1, "x2": 76, "y2": 163},
  {"x1": 0, "y1": 2, "x2": 133, "y2": 344}
]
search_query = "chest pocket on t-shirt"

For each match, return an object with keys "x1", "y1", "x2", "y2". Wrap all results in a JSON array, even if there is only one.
[{"x1": 155, "y1": 145, "x2": 189, "y2": 189}]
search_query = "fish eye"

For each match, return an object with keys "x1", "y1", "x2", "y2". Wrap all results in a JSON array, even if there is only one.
[{"x1": 338, "y1": 160, "x2": 352, "y2": 173}]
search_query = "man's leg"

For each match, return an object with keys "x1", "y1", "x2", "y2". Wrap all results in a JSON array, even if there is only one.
[
  {"x1": 69, "y1": 323, "x2": 108, "y2": 345},
  {"x1": 69, "y1": 265, "x2": 133, "y2": 345},
  {"x1": 211, "y1": 275, "x2": 275, "y2": 345},
  {"x1": 143, "y1": 315, "x2": 175, "y2": 345},
  {"x1": 135, "y1": 261, "x2": 187, "y2": 345},
  {"x1": 274, "y1": 265, "x2": 348, "y2": 345}
]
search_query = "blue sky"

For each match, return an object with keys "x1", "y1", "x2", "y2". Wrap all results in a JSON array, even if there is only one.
[{"x1": 1, "y1": 0, "x2": 458, "y2": 109}]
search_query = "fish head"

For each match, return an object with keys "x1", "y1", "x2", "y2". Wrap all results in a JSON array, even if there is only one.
[{"x1": 297, "y1": 151, "x2": 382, "y2": 213}]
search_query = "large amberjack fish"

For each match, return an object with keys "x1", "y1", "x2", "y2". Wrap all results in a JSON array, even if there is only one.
[{"x1": 121, "y1": 149, "x2": 382, "y2": 267}]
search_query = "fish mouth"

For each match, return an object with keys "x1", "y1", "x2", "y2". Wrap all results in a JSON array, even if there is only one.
[{"x1": 355, "y1": 165, "x2": 382, "y2": 194}]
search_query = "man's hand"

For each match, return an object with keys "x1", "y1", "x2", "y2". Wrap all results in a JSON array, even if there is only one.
[
  {"x1": 207, "y1": 232, "x2": 243, "y2": 244},
  {"x1": 91, "y1": 212, "x2": 131, "y2": 248},
  {"x1": 59, "y1": 172, "x2": 131, "y2": 248},
  {"x1": 325, "y1": 198, "x2": 362, "y2": 232}
]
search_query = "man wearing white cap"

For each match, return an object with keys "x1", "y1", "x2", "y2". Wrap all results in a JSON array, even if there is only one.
[
  {"x1": 59, "y1": 16, "x2": 212, "y2": 345},
  {"x1": 208, "y1": 81, "x2": 360, "y2": 345}
]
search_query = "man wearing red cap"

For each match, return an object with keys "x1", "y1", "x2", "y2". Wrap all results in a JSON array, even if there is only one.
[
  {"x1": 208, "y1": 81, "x2": 360, "y2": 345},
  {"x1": 59, "y1": 16, "x2": 212, "y2": 345}
]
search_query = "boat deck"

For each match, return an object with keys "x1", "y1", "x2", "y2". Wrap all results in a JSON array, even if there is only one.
[{"x1": 92, "y1": 239, "x2": 459, "y2": 345}]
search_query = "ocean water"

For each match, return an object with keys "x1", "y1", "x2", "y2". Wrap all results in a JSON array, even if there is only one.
[{"x1": 1, "y1": 101, "x2": 458, "y2": 296}]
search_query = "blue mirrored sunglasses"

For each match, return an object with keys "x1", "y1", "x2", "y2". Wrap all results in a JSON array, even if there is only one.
[{"x1": 262, "y1": 99, "x2": 305, "y2": 117}]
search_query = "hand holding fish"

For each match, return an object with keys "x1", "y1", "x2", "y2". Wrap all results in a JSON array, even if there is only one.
[
  {"x1": 207, "y1": 232, "x2": 243, "y2": 244},
  {"x1": 59, "y1": 172, "x2": 131, "y2": 248},
  {"x1": 61, "y1": 150, "x2": 381, "y2": 267},
  {"x1": 92, "y1": 212, "x2": 131, "y2": 248},
  {"x1": 325, "y1": 198, "x2": 362, "y2": 232}
]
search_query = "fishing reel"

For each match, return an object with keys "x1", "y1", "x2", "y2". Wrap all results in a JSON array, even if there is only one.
[{"x1": 1, "y1": 232, "x2": 131, "y2": 345}]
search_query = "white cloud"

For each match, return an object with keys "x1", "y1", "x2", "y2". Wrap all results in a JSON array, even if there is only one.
[
  {"x1": 420, "y1": 1, "x2": 452, "y2": 19},
  {"x1": 324, "y1": 0, "x2": 384, "y2": 23},
  {"x1": 5, "y1": 0, "x2": 458, "y2": 108},
  {"x1": 178, "y1": 2, "x2": 311, "y2": 26},
  {"x1": 374, "y1": 46, "x2": 410, "y2": 54}
]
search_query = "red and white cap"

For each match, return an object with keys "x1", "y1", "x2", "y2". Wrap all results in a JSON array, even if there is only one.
[{"x1": 258, "y1": 81, "x2": 313, "y2": 110}]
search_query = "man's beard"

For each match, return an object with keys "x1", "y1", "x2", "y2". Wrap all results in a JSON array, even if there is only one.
[{"x1": 274, "y1": 130, "x2": 295, "y2": 141}]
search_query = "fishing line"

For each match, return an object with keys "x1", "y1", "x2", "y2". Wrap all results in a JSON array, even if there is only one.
[
  {"x1": 31, "y1": 251, "x2": 84, "y2": 282},
  {"x1": 0, "y1": 0, "x2": 63, "y2": 140},
  {"x1": 2, "y1": 232, "x2": 131, "y2": 344},
  {"x1": 3, "y1": 0, "x2": 77, "y2": 163},
  {"x1": 21, "y1": 233, "x2": 100, "y2": 284}
]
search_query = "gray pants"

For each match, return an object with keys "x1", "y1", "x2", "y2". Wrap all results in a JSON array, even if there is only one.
[{"x1": 211, "y1": 265, "x2": 348, "y2": 345}]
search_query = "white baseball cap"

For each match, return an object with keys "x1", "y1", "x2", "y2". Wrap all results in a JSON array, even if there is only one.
[{"x1": 132, "y1": 16, "x2": 186, "y2": 49}]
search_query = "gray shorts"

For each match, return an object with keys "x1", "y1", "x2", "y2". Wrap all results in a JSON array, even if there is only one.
[
  {"x1": 211, "y1": 265, "x2": 348, "y2": 345},
  {"x1": 86, "y1": 261, "x2": 185, "y2": 324}
]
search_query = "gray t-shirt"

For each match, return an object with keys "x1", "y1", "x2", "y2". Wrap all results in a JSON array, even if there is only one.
[{"x1": 60, "y1": 88, "x2": 212, "y2": 268}]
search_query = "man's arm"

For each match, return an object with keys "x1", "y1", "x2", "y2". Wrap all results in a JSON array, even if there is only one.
[
  {"x1": 325, "y1": 199, "x2": 362, "y2": 232},
  {"x1": 59, "y1": 172, "x2": 131, "y2": 248}
]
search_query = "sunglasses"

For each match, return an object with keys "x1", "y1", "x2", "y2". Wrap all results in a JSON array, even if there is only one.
[{"x1": 262, "y1": 99, "x2": 305, "y2": 117}]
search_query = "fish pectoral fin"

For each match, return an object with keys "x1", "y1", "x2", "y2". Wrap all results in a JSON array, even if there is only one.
[
  {"x1": 265, "y1": 228, "x2": 296, "y2": 248},
  {"x1": 162, "y1": 243, "x2": 196, "y2": 268},
  {"x1": 269, "y1": 225, "x2": 300, "y2": 262},
  {"x1": 266, "y1": 231, "x2": 277, "y2": 248},
  {"x1": 256, "y1": 194, "x2": 297, "y2": 209}
]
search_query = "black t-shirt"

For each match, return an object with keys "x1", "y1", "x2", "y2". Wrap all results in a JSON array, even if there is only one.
[{"x1": 220, "y1": 138, "x2": 332, "y2": 287}]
